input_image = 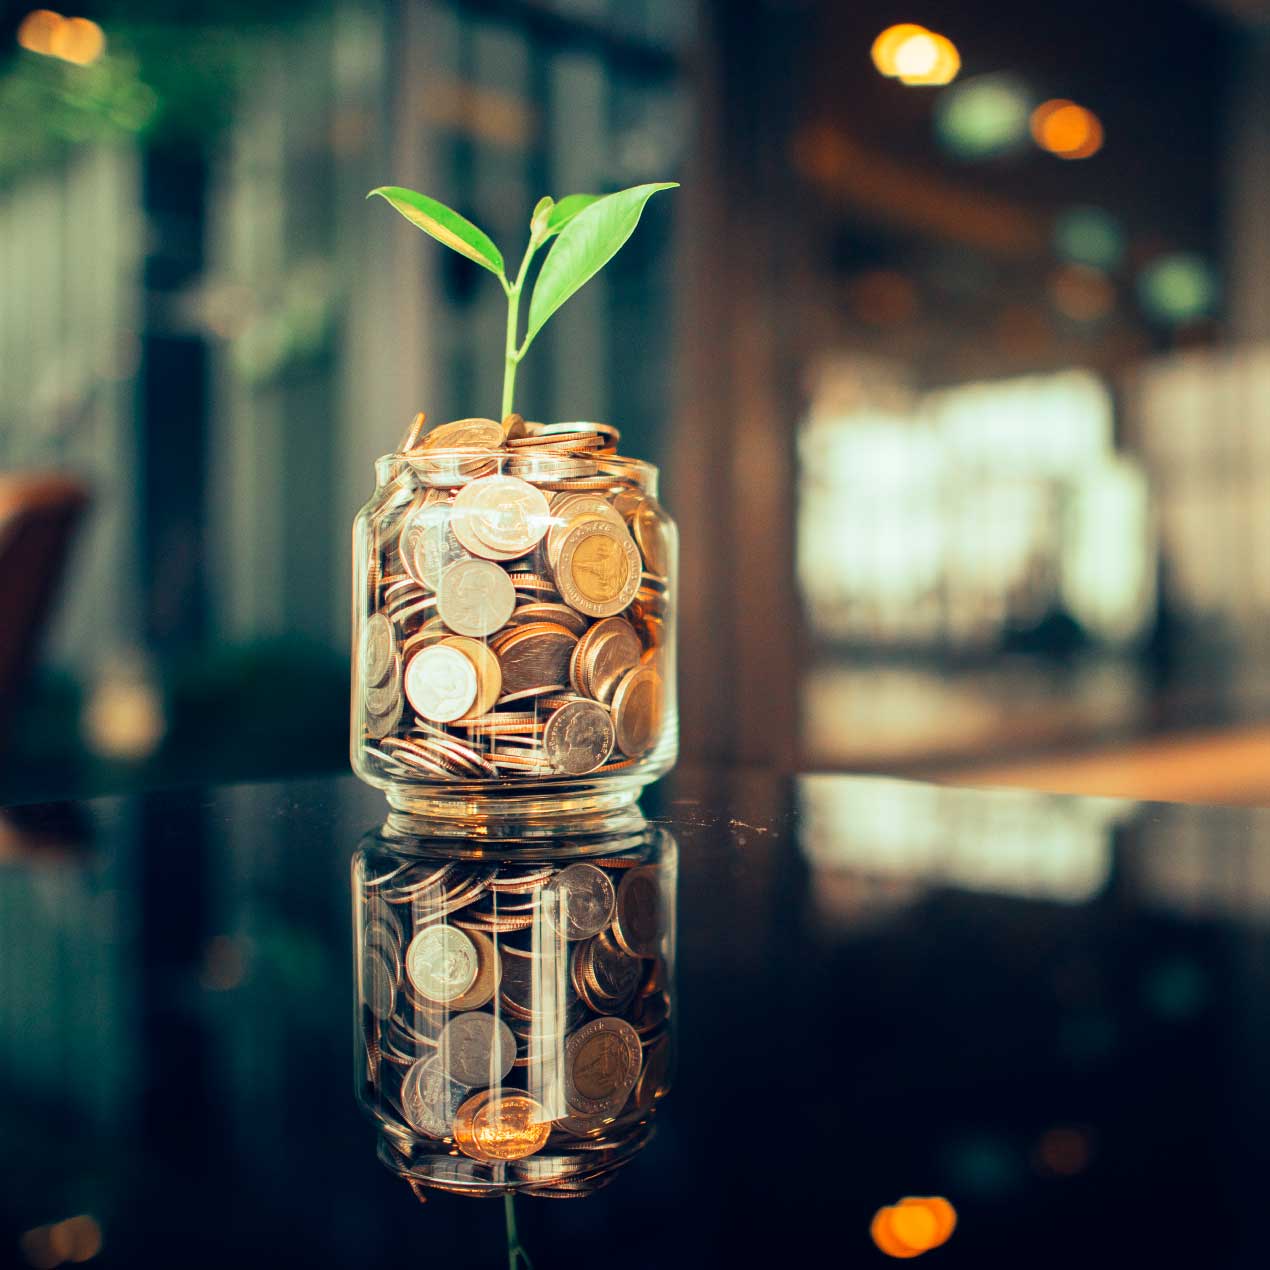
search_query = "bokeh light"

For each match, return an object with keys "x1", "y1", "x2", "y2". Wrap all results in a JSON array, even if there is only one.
[
  {"x1": 871, "y1": 24, "x2": 927, "y2": 76},
  {"x1": 19, "y1": 1216, "x2": 102, "y2": 1268},
  {"x1": 1053, "y1": 206, "x2": 1125, "y2": 269},
  {"x1": 871, "y1": 24, "x2": 960, "y2": 86},
  {"x1": 1137, "y1": 252, "x2": 1219, "y2": 323},
  {"x1": 1049, "y1": 263, "x2": 1116, "y2": 322},
  {"x1": 935, "y1": 74, "x2": 1032, "y2": 158},
  {"x1": 15, "y1": 10, "x2": 105, "y2": 65},
  {"x1": 1031, "y1": 99, "x2": 1104, "y2": 159},
  {"x1": 870, "y1": 1197, "x2": 958, "y2": 1258}
]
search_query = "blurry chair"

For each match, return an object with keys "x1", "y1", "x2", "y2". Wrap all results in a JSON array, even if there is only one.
[{"x1": 0, "y1": 475, "x2": 89, "y2": 747}]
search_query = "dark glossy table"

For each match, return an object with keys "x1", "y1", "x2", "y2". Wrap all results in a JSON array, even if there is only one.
[{"x1": 3, "y1": 766, "x2": 1269, "y2": 1267}]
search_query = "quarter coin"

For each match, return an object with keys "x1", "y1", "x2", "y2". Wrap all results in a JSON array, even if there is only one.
[
  {"x1": 405, "y1": 925, "x2": 480, "y2": 1003},
  {"x1": 403, "y1": 644, "x2": 478, "y2": 722},
  {"x1": 437, "y1": 558, "x2": 516, "y2": 637}
]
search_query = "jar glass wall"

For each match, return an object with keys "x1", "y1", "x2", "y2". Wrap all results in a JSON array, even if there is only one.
[
  {"x1": 350, "y1": 424, "x2": 677, "y2": 832},
  {"x1": 352, "y1": 824, "x2": 676, "y2": 1198}
]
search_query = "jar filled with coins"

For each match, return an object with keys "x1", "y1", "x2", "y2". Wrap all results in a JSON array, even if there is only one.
[
  {"x1": 353, "y1": 823, "x2": 676, "y2": 1198},
  {"x1": 351, "y1": 415, "x2": 677, "y2": 831}
]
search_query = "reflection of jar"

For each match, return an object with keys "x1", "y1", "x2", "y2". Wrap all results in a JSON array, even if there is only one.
[
  {"x1": 350, "y1": 421, "x2": 677, "y2": 831},
  {"x1": 353, "y1": 824, "x2": 677, "y2": 1198}
]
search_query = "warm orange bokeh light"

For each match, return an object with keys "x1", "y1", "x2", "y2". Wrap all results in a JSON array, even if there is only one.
[
  {"x1": 871, "y1": 1197, "x2": 958, "y2": 1259},
  {"x1": 15, "y1": 10, "x2": 105, "y2": 64},
  {"x1": 1031, "y1": 99, "x2": 1104, "y2": 159},
  {"x1": 871, "y1": 23, "x2": 928, "y2": 76},
  {"x1": 872, "y1": 24, "x2": 960, "y2": 86},
  {"x1": 897, "y1": 33, "x2": 960, "y2": 86}
]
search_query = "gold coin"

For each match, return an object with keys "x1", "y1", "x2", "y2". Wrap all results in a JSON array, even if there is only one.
[
  {"x1": 468, "y1": 1092, "x2": 551, "y2": 1162},
  {"x1": 556, "y1": 520, "x2": 641, "y2": 619},
  {"x1": 418, "y1": 418, "x2": 503, "y2": 450},
  {"x1": 610, "y1": 664, "x2": 663, "y2": 757},
  {"x1": 438, "y1": 636, "x2": 503, "y2": 718}
]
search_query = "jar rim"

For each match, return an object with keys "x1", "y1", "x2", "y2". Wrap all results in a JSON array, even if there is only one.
[{"x1": 374, "y1": 449, "x2": 660, "y2": 494}]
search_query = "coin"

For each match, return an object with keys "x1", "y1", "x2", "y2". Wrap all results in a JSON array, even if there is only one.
[
  {"x1": 545, "y1": 495, "x2": 626, "y2": 567},
  {"x1": 436, "y1": 636, "x2": 502, "y2": 718},
  {"x1": 575, "y1": 618, "x2": 642, "y2": 703},
  {"x1": 366, "y1": 691, "x2": 403, "y2": 740},
  {"x1": 447, "y1": 929, "x2": 501, "y2": 1010},
  {"x1": 613, "y1": 865, "x2": 662, "y2": 957},
  {"x1": 453, "y1": 475, "x2": 551, "y2": 557},
  {"x1": 630, "y1": 496, "x2": 672, "y2": 575},
  {"x1": 494, "y1": 623, "x2": 578, "y2": 696},
  {"x1": 403, "y1": 644, "x2": 478, "y2": 723},
  {"x1": 361, "y1": 613, "x2": 394, "y2": 687},
  {"x1": 543, "y1": 699, "x2": 615, "y2": 776},
  {"x1": 589, "y1": 932, "x2": 642, "y2": 1005},
  {"x1": 400, "y1": 410, "x2": 429, "y2": 452},
  {"x1": 555, "y1": 520, "x2": 641, "y2": 619},
  {"x1": 361, "y1": 945, "x2": 396, "y2": 1019},
  {"x1": 467, "y1": 1092, "x2": 551, "y2": 1162},
  {"x1": 439, "y1": 1011, "x2": 517, "y2": 1086},
  {"x1": 405, "y1": 925, "x2": 480, "y2": 1003},
  {"x1": 401, "y1": 1055, "x2": 470, "y2": 1139},
  {"x1": 399, "y1": 499, "x2": 467, "y2": 591},
  {"x1": 543, "y1": 863, "x2": 616, "y2": 939},
  {"x1": 564, "y1": 1017, "x2": 642, "y2": 1115},
  {"x1": 365, "y1": 652, "x2": 402, "y2": 716},
  {"x1": 436, "y1": 559, "x2": 516, "y2": 637},
  {"x1": 418, "y1": 417, "x2": 503, "y2": 450},
  {"x1": 610, "y1": 664, "x2": 662, "y2": 757},
  {"x1": 505, "y1": 602, "x2": 589, "y2": 636},
  {"x1": 633, "y1": 1036, "x2": 671, "y2": 1110}
]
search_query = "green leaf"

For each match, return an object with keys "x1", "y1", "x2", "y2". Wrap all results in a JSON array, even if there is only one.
[
  {"x1": 367, "y1": 186, "x2": 505, "y2": 278},
  {"x1": 529, "y1": 195, "x2": 555, "y2": 245},
  {"x1": 544, "y1": 193, "x2": 600, "y2": 236},
  {"x1": 524, "y1": 183, "x2": 676, "y2": 349}
]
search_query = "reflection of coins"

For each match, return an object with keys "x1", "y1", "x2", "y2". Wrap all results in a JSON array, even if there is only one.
[
  {"x1": 361, "y1": 614, "x2": 394, "y2": 687},
  {"x1": 613, "y1": 865, "x2": 662, "y2": 957},
  {"x1": 453, "y1": 475, "x2": 550, "y2": 558},
  {"x1": 544, "y1": 862, "x2": 616, "y2": 940},
  {"x1": 401, "y1": 1056, "x2": 470, "y2": 1139},
  {"x1": 360, "y1": 945, "x2": 396, "y2": 1019},
  {"x1": 564, "y1": 1017, "x2": 642, "y2": 1115},
  {"x1": 439, "y1": 1011, "x2": 517, "y2": 1087},
  {"x1": 467, "y1": 1093, "x2": 551, "y2": 1162},
  {"x1": 610, "y1": 664, "x2": 662, "y2": 757},
  {"x1": 543, "y1": 699, "x2": 615, "y2": 776},
  {"x1": 365, "y1": 652, "x2": 401, "y2": 717},
  {"x1": 556, "y1": 520, "x2": 641, "y2": 619},
  {"x1": 633, "y1": 1035, "x2": 671, "y2": 1110},
  {"x1": 437, "y1": 637, "x2": 502, "y2": 719},
  {"x1": 437, "y1": 559, "x2": 516, "y2": 637},
  {"x1": 405, "y1": 926, "x2": 479, "y2": 1003},
  {"x1": 403, "y1": 644, "x2": 478, "y2": 723}
]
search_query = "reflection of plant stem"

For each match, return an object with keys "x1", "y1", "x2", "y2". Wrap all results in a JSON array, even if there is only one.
[{"x1": 504, "y1": 1193, "x2": 534, "y2": 1270}]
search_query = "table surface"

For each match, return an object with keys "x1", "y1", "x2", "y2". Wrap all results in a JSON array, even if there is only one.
[{"x1": 2, "y1": 766, "x2": 1268, "y2": 1268}]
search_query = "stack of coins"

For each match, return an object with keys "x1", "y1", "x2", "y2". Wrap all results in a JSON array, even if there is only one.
[
  {"x1": 355, "y1": 415, "x2": 674, "y2": 784},
  {"x1": 355, "y1": 830, "x2": 674, "y2": 1198}
]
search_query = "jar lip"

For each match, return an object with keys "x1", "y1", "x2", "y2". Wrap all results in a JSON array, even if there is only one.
[{"x1": 375, "y1": 449, "x2": 660, "y2": 492}]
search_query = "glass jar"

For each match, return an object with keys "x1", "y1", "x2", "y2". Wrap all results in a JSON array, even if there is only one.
[
  {"x1": 350, "y1": 421, "x2": 677, "y2": 833},
  {"x1": 352, "y1": 822, "x2": 676, "y2": 1198}
]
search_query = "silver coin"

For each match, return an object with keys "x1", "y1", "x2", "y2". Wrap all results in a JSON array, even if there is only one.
[
  {"x1": 361, "y1": 613, "x2": 395, "y2": 687},
  {"x1": 437, "y1": 559, "x2": 516, "y2": 637},
  {"x1": 543, "y1": 699, "x2": 615, "y2": 775},
  {"x1": 405, "y1": 925, "x2": 479, "y2": 1003},
  {"x1": 399, "y1": 500, "x2": 467, "y2": 591},
  {"x1": 365, "y1": 651, "x2": 402, "y2": 715},
  {"x1": 452, "y1": 474, "x2": 551, "y2": 556},
  {"x1": 365, "y1": 691, "x2": 403, "y2": 740},
  {"x1": 401, "y1": 1056, "x2": 470, "y2": 1139},
  {"x1": 438, "y1": 1011, "x2": 517, "y2": 1087},
  {"x1": 563, "y1": 1017, "x2": 642, "y2": 1116},
  {"x1": 590, "y1": 936, "x2": 641, "y2": 1005},
  {"x1": 543, "y1": 863, "x2": 616, "y2": 940},
  {"x1": 403, "y1": 644, "x2": 478, "y2": 723}
]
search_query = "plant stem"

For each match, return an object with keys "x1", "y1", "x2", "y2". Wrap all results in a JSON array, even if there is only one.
[
  {"x1": 504, "y1": 1193, "x2": 534, "y2": 1270},
  {"x1": 501, "y1": 241, "x2": 538, "y2": 419}
]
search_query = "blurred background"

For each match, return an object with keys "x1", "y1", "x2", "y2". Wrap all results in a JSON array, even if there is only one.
[{"x1": 2, "y1": 0, "x2": 1269, "y2": 804}]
